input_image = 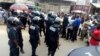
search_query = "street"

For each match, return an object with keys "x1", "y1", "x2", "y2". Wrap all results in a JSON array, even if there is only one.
[{"x1": 0, "y1": 25, "x2": 86, "y2": 56}]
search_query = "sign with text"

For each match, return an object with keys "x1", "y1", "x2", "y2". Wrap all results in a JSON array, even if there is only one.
[{"x1": 71, "y1": 5, "x2": 90, "y2": 13}]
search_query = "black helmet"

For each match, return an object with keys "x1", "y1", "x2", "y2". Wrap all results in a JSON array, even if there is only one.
[
  {"x1": 31, "y1": 11, "x2": 36, "y2": 15},
  {"x1": 32, "y1": 16, "x2": 40, "y2": 24},
  {"x1": 48, "y1": 13, "x2": 57, "y2": 23},
  {"x1": 48, "y1": 12, "x2": 57, "y2": 26},
  {"x1": 48, "y1": 11, "x2": 54, "y2": 17},
  {"x1": 32, "y1": 11, "x2": 40, "y2": 16},
  {"x1": 51, "y1": 13, "x2": 57, "y2": 19},
  {"x1": 40, "y1": 12, "x2": 45, "y2": 19},
  {"x1": 54, "y1": 17, "x2": 61, "y2": 25},
  {"x1": 7, "y1": 17, "x2": 19, "y2": 27}
]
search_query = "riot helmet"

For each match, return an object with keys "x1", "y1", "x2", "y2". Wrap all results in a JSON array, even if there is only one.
[
  {"x1": 32, "y1": 16, "x2": 40, "y2": 25},
  {"x1": 54, "y1": 17, "x2": 61, "y2": 25},
  {"x1": 48, "y1": 11, "x2": 54, "y2": 17},
  {"x1": 7, "y1": 17, "x2": 19, "y2": 27}
]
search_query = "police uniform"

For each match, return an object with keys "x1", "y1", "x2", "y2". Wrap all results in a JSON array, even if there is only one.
[
  {"x1": 19, "y1": 12, "x2": 28, "y2": 29},
  {"x1": 29, "y1": 11, "x2": 40, "y2": 26},
  {"x1": 29, "y1": 16, "x2": 40, "y2": 56},
  {"x1": 45, "y1": 11, "x2": 56, "y2": 47},
  {"x1": 48, "y1": 17, "x2": 60, "y2": 56},
  {"x1": 39, "y1": 12, "x2": 45, "y2": 36},
  {"x1": 7, "y1": 17, "x2": 20, "y2": 56},
  {"x1": 28, "y1": 11, "x2": 34, "y2": 26}
]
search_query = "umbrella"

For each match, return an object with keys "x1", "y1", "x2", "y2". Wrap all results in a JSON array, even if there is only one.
[
  {"x1": 10, "y1": 4, "x2": 28, "y2": 11},
  {"x1": 68, "y1": 46, "x2": 100, "y2": 56}
]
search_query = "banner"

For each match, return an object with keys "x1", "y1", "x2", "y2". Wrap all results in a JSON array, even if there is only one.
[{"x1": 71, "y1": 5, "x2": 90, "y2": 13}]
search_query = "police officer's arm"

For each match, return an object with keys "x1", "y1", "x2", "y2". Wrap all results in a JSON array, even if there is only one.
[
  {"x1": 12, "y1": 33, "x2": 19, "y2": 48},
  {"x1": 90, "y1": 31, "x2": 100, "y2": 41},
  {"x1": 9, "y1": 30, "x2": 19, "y2": 48},
  {"x1": 13, "y1": 39, "x2": 19, "y2": 48}
]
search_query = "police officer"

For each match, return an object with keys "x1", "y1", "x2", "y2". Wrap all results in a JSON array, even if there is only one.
[
  {"x1": 7, "y1": 17, "x2": 20, "y2": 56},
  {"x1": 9, "y1": 11, "x2": 25, "y2": 53},
  {"x1": 28, "y1": 11, "x2": 40, "y2": 26},
  {"x1": 19, "y1": 11, "x2": 28, "y2": 29},
  {"x1": 45, "y1": 11, "x2": 56, "y2": 47},
  {"x1": 28, "y1": 11, "x2": 35, "y2": 26},
  {"x1": 29, "y1": 16, "x2": 40, "y2": 56},
  {"x1": 39, "y1": 12, "x2": 45, "y2": 36},
  {"x1": 16, "y1": 20, "x2": 24, "y2": 53},
  {"x1": 7, "y1": 11, "x2": 18, "y2": 28},
  {"x1": 48, "y1": 17, "x2": 60, "y2": 56}
]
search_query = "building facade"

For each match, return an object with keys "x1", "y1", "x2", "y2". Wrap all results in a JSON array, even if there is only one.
[
  {"x1": 0, "y1": 0, "x2": 35, "y2": 3},
  {"x1": 38, "y1": 0, "x2": 76, "y2": 13},
  {"x1": 90, "y1": 0, "x2": 100, "y2": 14},
  {"x1": 0, "y1": 0, "x2": 14, "y2": 2}
]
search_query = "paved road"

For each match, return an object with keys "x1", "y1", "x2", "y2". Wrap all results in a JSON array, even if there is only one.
[{"x1": 0, "y1": 25, "x2": 86, "y2": 56}]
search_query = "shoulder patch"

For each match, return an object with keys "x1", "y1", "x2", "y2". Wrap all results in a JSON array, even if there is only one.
[
  {"x1": 30, "y1": 26, "x2": 35, "y2": 30},
  {"x1": 50, "y1": 26, "x2": 56, "y2": 32}
]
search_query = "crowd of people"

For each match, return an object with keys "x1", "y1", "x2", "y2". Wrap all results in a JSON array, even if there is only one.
[
  {"x1": 0, "y1": 7, "x2": 8, "y2": 24},
  {"x1": 0, "y1": 7, "x2": 100, "y2": 56}
]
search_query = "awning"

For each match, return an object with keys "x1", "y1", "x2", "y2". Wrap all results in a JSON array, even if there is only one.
[
  {"x1": 92, "y1": 3, "x2": 100, "y2": 8},
  {"x1": 71, "y1": 10, "x2": 87, "y2": 14},
  {"x1": 63, "y1": 0, "x2": 77, "y2": 2}
]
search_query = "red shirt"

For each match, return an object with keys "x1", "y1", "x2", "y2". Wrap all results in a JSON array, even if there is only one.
[{"x1": 90, "y1": 29, "x2": 100, "y2": 46}]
